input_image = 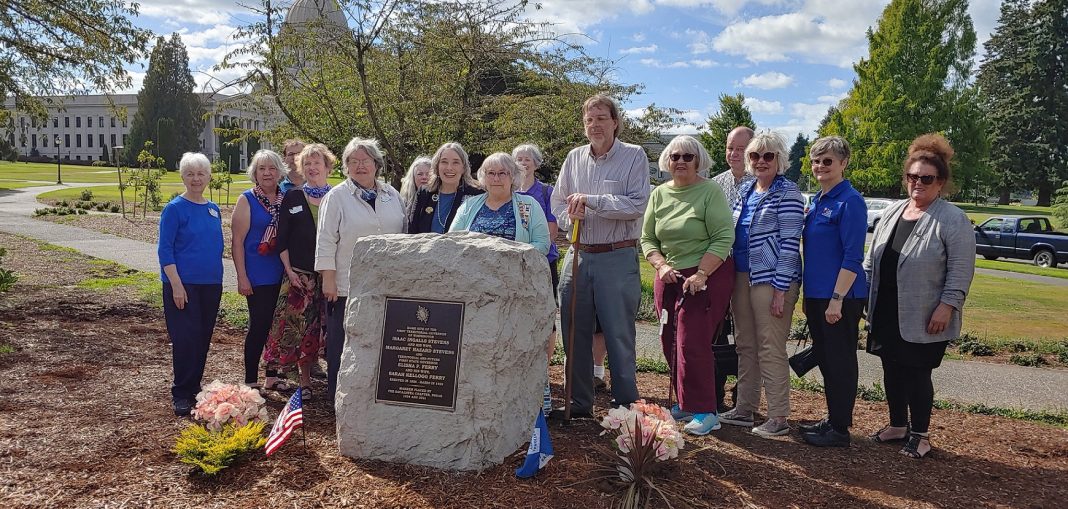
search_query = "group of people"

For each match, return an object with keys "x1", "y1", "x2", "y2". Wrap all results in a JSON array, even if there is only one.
[{"x1": 158, "y1": 92, "x2": 974, "y2": 461}]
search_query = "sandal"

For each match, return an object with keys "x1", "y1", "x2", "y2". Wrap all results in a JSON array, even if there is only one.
[
  {"x1": 869, "y1": 425, "x2": 909, "y2": 443},
  {"x1": 900, "y1": 433, "x2": 931, "y2": 459},
  {"x1": 264, "y1": 377, "x2": 291, "y2": 392}
]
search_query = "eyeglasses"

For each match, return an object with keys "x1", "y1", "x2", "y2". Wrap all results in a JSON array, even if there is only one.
[
  {"x1": 485, "y1": 171, "x2": 511, "y2": 179},
  {"x1": 748, "y1": 152, "x2": 776, "y2": 162},
  {"x1": 905, "y1": 173, "x2": 939, "y2": 185},
  {"x1": 348, "y1": 159, "x2": 375, "y2": 167},
  {"x1": 812, "y1": 157, "x2": 835, "y2": 167},
  {"x1": 669, "y1": 153, "x2": 696, "y2": 162}
]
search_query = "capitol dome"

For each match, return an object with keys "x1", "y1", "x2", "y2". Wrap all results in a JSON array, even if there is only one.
[{"x1": 284, "y1": 0, "x2": 347, "y2": 30}]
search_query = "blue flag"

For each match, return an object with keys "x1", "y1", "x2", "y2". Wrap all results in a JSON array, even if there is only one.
[{"x1": 515, "y1": 409, "x2": 553, "y2": 478}]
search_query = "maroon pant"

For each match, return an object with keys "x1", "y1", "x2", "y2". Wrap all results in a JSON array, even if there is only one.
[{"x1": 654, "y1": 259, "x2": 735, "y2": 414}]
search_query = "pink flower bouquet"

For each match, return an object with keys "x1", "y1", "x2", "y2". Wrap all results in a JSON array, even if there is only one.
[{"x1": 192, "y1": 380, "x2": 269, "y2": 432}]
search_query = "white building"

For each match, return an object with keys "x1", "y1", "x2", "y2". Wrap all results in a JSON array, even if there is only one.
[{"x1": 3, "y1": 93, "x2": 272, "y2": 170}]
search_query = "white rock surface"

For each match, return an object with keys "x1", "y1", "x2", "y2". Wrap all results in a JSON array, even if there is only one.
[{"x1": 336, "y1": 231, "x2": 555, "y2": 471}]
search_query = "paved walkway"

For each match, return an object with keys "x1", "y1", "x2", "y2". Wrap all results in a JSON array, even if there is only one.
[
  {"x1": 0, "y1": 185, "x2": 238, "y2": 290},
  {"x1": 3, "y1": 184, "x2": 1067, "y2": 411}
]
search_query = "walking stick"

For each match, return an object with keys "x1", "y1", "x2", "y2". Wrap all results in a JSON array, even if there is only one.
[
  {"x1": 563, "y1": 219, "x2": 581, "y2": 424},
  {"x1": 667, "y1": 295, "x2": 684, "y2": 412}
]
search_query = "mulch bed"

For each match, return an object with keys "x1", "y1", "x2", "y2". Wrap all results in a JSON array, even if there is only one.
[{"x1": 1, "y1": 234, "x2": 1067, "y2": 508}]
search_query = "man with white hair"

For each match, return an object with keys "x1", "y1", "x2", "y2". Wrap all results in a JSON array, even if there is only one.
[{"x1": 713, "y1": 126, "x2": 756, "y2": 214}]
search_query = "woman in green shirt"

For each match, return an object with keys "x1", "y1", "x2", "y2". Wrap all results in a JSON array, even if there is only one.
[{"x1": 640, "y1": 135, "x2": 735, "y2": 436}]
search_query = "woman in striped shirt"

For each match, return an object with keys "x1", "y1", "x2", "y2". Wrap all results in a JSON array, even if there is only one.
[{"x1": 719, "y1": 131, "x2": 805, "y2": 439}]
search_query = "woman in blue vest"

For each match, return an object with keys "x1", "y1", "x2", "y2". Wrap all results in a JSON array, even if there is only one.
[{"x1": 231, "y1": 149, "x2": 286, "y2": 391}]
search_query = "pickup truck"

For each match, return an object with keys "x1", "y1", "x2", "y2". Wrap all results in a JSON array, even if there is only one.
[{"x1": 974, "y1": 216, "x2": 1068, "y2": 268}]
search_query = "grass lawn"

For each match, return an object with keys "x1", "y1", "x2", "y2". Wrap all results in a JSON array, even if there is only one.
[
  {"x1": 953, "y1": 202, "x2": 1061, "y2": 229},
  {"x1": 975, "y1": 259, "x2": 1068, "y2": 279},
  {"x1": 962, "y1": 272, "x2": 1068, "y2": 341},
  {"x1": 0, "y1": 160, "x2": 133, "y2": 184}
]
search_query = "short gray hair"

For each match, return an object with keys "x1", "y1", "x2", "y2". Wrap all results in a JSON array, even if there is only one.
[
  {"x1": 476, "y1": 152, "x2": 521, "y2": 192},
  {"x1": 810, "y1": 136, "x2": 851, "y2": 163},
  {"x1": 658, "y1": 135, "x2": 712, "y2": 176},
  {"x1": 341, "y1": 137, "x2": 385, "y2": 177},
  {"x1": 179, "y1": 152, "x2": 211, "y2": 176},
  {"x1": 427, "y1": 141, "x2": 478, "y2": 192},
  {"x1": 245, "y1": 149, "x2": 287, "y2": 184},
  {"x1": 511, "y1": 143, "x2": 544, "y2": 168},
  {"x1": 744, "y1": 131, "x2": 790, "y2": 176}
]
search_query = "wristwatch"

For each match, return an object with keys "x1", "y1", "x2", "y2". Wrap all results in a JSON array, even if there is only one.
[{"x1": 831, "y1": 292, "x2": 842, "y2": 301}]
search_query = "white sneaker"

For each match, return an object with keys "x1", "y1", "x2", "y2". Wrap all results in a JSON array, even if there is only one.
[{"x1": 752, "y1": 418, "x2": 790, "y2": 438}]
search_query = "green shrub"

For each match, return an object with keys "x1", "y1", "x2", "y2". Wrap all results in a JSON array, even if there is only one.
[
  {"x1": 1009, "y1": 353, "x2": 1048, "y2": 367},
  {"x1": 109, "y1": 205, "x2": 120, "y2": 213},
  {"x1": 957, "y1": 338, "x2": 995, "y2": 356},
  {"x1": 635, "y1": 357, "x2": 669, "y2": 374},
  {"x1": 636, "y1": 280, "x2": 656, "y2": 322},
  {"x1": 0, "y1": 248, "x2": 17, "y2": 292},
  {"x1": 173, "y1": 421, "x2": 266, "y2": 475},
  {"x1": 79, "y1": 189, "x2": 94, "y2": 201},
  {"x1": 1008, "y1": 341, "x2": 1030, "y2": 353},
  {"x1": 858, "y1": 382, "x2": 887, "y2": 402},
  {"x1": 789, "y1": 318, "x2": 809, "y2": 341},
  {"x1": 57, "y1": 200, "x2": 69, "y2": 207}
]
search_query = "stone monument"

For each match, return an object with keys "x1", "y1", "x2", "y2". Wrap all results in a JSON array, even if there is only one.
[{"x1": 336, "y1": 231, "x2": 556, "y2": 471}]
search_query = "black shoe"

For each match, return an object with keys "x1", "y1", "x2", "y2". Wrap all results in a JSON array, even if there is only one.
[
  {"x1": 608, "y1": 399, "x2": 635, "y2": 409},
  {"x1": 549, "y1": 405, "x2": 594, "y2": 420},
  {"x1": 802, "y1": 427, "x2": 851, "y2": 447},
  {"x1": 173, "y1": 399, "x2": 193, "y2": 417},
  {"x1": 799, "y1": 419, "x2": 831, "y2": 434},
  {"x1": 594, "y1": 377, "x2": 608, "y2": 392}
]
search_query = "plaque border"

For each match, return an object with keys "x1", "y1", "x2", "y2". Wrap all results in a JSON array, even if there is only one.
[{"x1": 374, "y1": 296, "x2": 465, "y2": 411}]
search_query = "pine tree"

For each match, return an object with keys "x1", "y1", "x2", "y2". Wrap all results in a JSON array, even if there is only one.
[
  {"x1": 698, "y1": 94, "x2": 756, "y2": 177},
  {"x1": 1031, "y1": 0, "x2": 1068, "y2": 205},
  {"x1": 785, "y1": 133, "x2": 809, "y2": 183},
  {"x1": 831, "y1": 0, "x2": 978, "y2": 196},
  {"x1": 126, "y1": 34, "x2": 204, "y2": 170}
]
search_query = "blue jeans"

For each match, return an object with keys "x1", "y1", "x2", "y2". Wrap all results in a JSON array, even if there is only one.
[{"x1": 558, "y1": 246, "x2": 641, "y2": 412}]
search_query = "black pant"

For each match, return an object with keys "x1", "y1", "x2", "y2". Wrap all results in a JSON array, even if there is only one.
[
  {"x1": 243, "y1": 284, "x2": 282, "y2": 385},
  {"x1": 325, "y1": 297, "x2": 348, "y2": 401},
  {"x1": 882, "y1": 358, "x2": 935, "y2": 433},
  {"x1": 163, "y1": 283, "x2": 222, "y2": 402},
  {"x1": 806, "y1": 298, "x2": 863, "y2": 432}
]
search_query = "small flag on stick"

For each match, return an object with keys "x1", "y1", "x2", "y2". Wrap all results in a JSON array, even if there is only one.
[
  {"x1": 515, "y1": 410, "x2": 553, "y2": 478},
  {"x1": 265, "y1": 389, "x2": 304, "y2": 456}
]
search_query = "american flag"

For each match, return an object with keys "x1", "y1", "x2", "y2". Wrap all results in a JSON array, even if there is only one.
[{"x1": 265, "y1": 389, "x2": 303, "y2": 456}]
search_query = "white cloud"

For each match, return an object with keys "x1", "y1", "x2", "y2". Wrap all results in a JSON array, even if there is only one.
[
  {"x1": 632, "y1": 32, "x2": 647, "y2": 42},
  {"x1": 137, "y1": 0, "x2": 242, "y2": 25},
  {"x1": 827, "y1": 78, "x2": 848, "y2": 89},
  {"x1": 816, "y1": 92, "x2": 848, "y2": 104},
  {"x1": 655, "y1": 0, "x2": 787, "y2": 17},
  {"x1": 744, "y1": 97, "x2": 784, "y2": 114},
  {"x1": 521, "y1": 0, "x2": 655, "y2": 34},
  {"x1": 690, "y1": 59, "x2": 717, "y2": 68},
  {"x1": 639, "y1": 58, "x2": 701, "y2": 69},
  {"x1": 712, "y1": 0, "x2": 887, "y2": 67},
  {"x1": 740, "y1": 71, "x2": 794, "y2": 89},
  {"x1": 684, "y1": 29, "x2": 713, "y2": 54},
  {"x1": 620, "y1": 44, "x2": 658, "y2": 55}
]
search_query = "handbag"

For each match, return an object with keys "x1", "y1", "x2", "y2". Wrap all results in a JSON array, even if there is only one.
[
  {"x1": 712, "y1": 314, "x2": 738, "y2": 377},
  {"x1": 788, "y1": 322, "x2": 819, "y2": 377}
]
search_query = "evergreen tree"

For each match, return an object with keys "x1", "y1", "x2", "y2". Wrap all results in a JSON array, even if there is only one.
[
  {"x1": 785, "y1": 133, "x2": 809, "y2": 183},
  {"x1": 830, "y1": 0, "x2": 978, "y2": 196},
  {"x1": 126, "y1": 34, "x2": 204, "y2": 170},
  {"x1": 698, "y1": 93, "x2": 756, "y2": 177},
  {"x1": 1031, "y1": 0, "x2": 1068, "y2": 205}
]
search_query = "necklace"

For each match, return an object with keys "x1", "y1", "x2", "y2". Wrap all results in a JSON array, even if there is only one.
[{"x1": 434, "y1": 197, "x2": 449, "y2": 231}]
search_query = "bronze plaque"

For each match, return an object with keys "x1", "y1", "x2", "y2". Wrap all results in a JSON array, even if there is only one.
[{"x1": 375, "y1": 297, "x2": 465, "y2": 411}]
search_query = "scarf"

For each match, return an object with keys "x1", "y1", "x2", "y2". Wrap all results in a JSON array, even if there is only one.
[
  {"x1": 352, "y1": 179, "x2": 377, "y2": 206},
  {"x1": 302, "y1": 182, "x2": 331, "y2": 199},
  {"x1": 252, "y1": 185, "x2": 284, "y2": 255}
]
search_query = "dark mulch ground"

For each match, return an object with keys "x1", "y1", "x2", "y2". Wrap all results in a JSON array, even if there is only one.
[{"x1": 1, "y1": 232, "x2": 1067, "y2": 508}]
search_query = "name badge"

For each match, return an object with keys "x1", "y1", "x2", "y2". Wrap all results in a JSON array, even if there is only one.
[
  {"x1": 208, "y1": 208, "x2": 219, "y2": 218},
  {"x1": 289, "y1": 205, "x2": 304, "y2": 214}
]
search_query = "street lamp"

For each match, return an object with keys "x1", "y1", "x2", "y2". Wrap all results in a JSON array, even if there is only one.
[{"x1": 54, "y1": 135, "x2": 62, "y2": 185}]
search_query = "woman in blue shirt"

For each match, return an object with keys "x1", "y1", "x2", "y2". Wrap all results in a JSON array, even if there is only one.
[
  {"x1": 799, "y1": 136, "x2": 868, "y2": 447},
  {"x1": 158, "y1": 153, "x2": 224, "y2": 416},
  {"x1": 231, "y1": 150, "x2": 286, "y2": 391},
  {"x1": 406, "y1": 142, "x2": 484, "y2": 234}
]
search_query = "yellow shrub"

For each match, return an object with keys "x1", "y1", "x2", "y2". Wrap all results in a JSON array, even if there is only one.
[{"x1": 173, "y1": 421, "x2": 267, "y2": 475}]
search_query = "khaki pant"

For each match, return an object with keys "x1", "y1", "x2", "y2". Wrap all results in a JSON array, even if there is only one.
[{"x1": 731, "y1": 274, "x2": 799, "y2": 418}]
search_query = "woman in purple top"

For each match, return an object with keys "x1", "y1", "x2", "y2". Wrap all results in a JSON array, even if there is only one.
[{"x1": 231, "y1": 149, "x2": 286, "y2": 391}]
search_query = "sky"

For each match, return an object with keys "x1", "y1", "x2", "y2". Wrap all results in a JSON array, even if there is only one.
[{"x1": 125, "y1": 0, "x2": 1004, "y2": 143}]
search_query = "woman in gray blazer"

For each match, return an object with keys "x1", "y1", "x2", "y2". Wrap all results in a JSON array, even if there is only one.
[{"x1": 864, "y1": 133, "x2": 975, "y2": 459}]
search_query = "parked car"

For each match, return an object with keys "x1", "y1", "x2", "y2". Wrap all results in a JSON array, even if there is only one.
[
  {"x1": 974, "y1": 216, "x2": 1068, "y2": 268},
  {"x1": 864, "y1": 198, "x2": 897, "y2": 232},
  {"x1": 801, "y1": 192, "x2": 815, "y2": 215}
]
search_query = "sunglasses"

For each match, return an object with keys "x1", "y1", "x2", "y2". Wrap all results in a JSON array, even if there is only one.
[
  {"x1": 905, "y1": 173, "x2": 939, "y2": 185},
  {"x1": 812, "y1": 157, "x2": 835, "y2": 167},
  {"x1": 748, "y1": 152, "x2": 776, "y2": 162},
  {"x1": 669, "y1": 153, "x2": 696, "y2": 162}
]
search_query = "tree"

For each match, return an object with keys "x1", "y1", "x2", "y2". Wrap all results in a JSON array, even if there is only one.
[
  {"x1": 0, "y1": 1, "x2": 150, "y2": 123},
  {"x1": 698, "y1": 93, "x2": 756, "y2": 177},
  {"x1": 785, "y1": 133, "x2": 809, "y2": 183},
  {"x1": 827, "y1": 0, "x2": 980, "y2": 197},
  {"x1": 218, "y1": 0, "x2": 654, "y2": 184},
  {"x1": 126, "y1": 34, "x2": 205, "y2": 171}
]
